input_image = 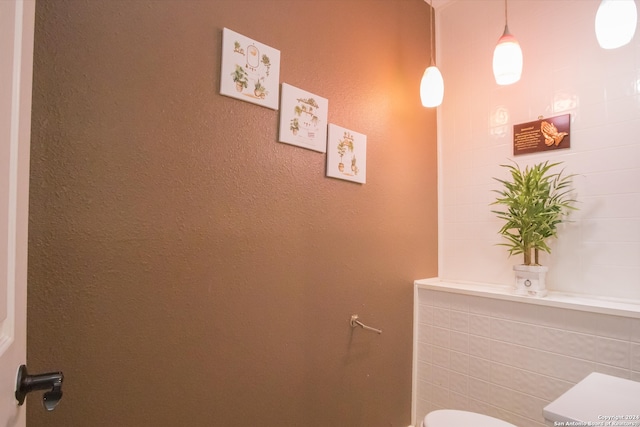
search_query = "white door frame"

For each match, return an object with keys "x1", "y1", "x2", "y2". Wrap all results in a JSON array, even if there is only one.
[{"x1": 0, "y1": 0, "x2": 35, "y2": 425}]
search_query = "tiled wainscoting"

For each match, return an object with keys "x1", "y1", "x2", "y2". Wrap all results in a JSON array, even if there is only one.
[{"x1": 412, "y1": 280, "x2": 640, "y2": 427}]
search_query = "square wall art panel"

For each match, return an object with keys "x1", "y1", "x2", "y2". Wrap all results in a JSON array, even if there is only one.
[
  {"x1": 220, "y1": 28, "x2": 281, "y2": 110},
  {"x1": 326, "y1": 124, "x2": 366, "y2": 184},
  {"x1": 278, "y1": 83, "x2": 328, "y2": 153}
]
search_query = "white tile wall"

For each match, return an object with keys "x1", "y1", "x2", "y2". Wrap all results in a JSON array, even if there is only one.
[
  {"x1": 437, "y1": 0, "x2": 640, "y2": 299},
  {"x1": 414, "y1": 288, "x2": 640, "y2": 427}
]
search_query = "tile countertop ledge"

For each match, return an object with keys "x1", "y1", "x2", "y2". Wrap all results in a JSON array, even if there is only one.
[{"x1": 415, "y1": 278, "x2": 640, "y2": 319}]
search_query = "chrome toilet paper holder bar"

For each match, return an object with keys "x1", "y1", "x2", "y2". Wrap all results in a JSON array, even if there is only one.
[{"x1": 350, "y1": 314, "x2": 382, "y2": 334}]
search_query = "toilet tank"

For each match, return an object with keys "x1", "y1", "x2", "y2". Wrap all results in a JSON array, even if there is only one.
[{"x1": 543, "y1": 372, "x2": 640, "y2": 424}]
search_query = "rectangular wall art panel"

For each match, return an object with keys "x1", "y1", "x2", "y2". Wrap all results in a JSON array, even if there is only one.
[
  {"x1": 278, "y1": 83, "x2": 328, "y2": 153},
  {"x1": 220, "y1": 28, "x2": 281, "y2": 110},
  {"x1": 326, "y1": 124, "x2": 366, "y2": 184}
]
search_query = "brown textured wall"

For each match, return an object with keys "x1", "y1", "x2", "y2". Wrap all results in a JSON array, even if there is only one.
[{"x1": 26, "y1": 1, "x2": 437, "y2": 426}]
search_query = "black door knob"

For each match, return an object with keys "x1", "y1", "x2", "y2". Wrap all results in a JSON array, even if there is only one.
[{"x1": 15, "y1": 364, "x2": 64, "y2": 411}]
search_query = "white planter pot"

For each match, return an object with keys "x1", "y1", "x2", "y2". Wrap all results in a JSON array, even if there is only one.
[{"x1": 513, "y1": 265, "x2": 548, "y2": 298}]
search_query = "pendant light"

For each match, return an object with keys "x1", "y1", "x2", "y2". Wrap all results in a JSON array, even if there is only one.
[
  {"x1": 492, "y1": 0, "x2": 523, "y2": 85},
  {"x1": 420, "y1": 0, "x2": 444, "y2": 107},
  {"x1": 595, "y1": 0, "x2": 637, "y2": 49}
]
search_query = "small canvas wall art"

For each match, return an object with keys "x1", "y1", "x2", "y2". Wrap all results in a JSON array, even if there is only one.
[
  {"x1": 326, "y1": 124, "x2": 367, "y2": 184},
  {"x1": 220, "y1": 28, "x2": 281, "y2": 110},
  {"x1": 278, "y1": 83, "x2": 328, "y2": 153}
]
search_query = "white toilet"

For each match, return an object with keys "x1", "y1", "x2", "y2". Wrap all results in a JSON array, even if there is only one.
[
  {"x1": 421, "y1": 373, "x2": 640, "y2": 426},
  {"x1": 543, "y1": 372, "x2": 640, "y2": 425},
  {"x1": 422, "y1": 409, "x2": 516, "y2": 427}
]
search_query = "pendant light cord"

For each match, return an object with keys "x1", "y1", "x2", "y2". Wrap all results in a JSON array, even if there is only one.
[
  {"x1": 504, "y1": 0, "x2": 510, "y2": 33},
  {"x1": 504, "y1": 0, "x2": 508, "y2": 25},
  {"x1": 429, "y1": 0, "x2": 435, "y2": 66}
]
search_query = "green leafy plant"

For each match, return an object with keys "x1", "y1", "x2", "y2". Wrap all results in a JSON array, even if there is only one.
[
  {"x1": 254, "y1": 79, "x2": 268, "y2": 98},
  {"x1": 261, "y1": 54, "x2": 271, "y2": 76},
  {"x1": 337, "y1": 132, "x2": 354, "y2": 162},
  {"x1": 290, "y1": 118, "x2": 299, "y2": 133},
  {"x1": 231, "y1": 65, "x2": 248, "y2": 90},
  {"x1": 491, "y1": 161, "x2": 577, "y2": 266}
]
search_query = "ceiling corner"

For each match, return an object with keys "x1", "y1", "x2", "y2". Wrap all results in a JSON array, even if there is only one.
[{"x1": 429, "y1": 0, "x2": 455, "y2": 11}]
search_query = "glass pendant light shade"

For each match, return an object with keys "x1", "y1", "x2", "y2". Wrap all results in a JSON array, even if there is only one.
[
  {"x1": 420, "y1": 64, "x2": 444, "y2": 107},
  {"x1": 421, "y1": 0, "x2": 443, "y2": 107},
  {"x1": 595, "y1": 0, "x2": 637, "y2": 49},
  {"x1": 493, "y1": 25, "x2": 523, "y2": 85}
]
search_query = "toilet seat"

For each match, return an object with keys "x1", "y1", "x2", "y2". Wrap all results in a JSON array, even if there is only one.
[{"x1": 423, "y1": 409, "x2": 517, "y2": 427}]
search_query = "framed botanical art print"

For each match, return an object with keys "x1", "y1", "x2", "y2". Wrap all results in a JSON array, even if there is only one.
[
  {"x1": 326, "y1": 124, "x2": 367, "y2": 184},
  {"x1": 220, "y1": 28, "x2": 281, "y2": 110},
  {"x1": 278, "y1": 83, "x2": 328, "y2": 153}
]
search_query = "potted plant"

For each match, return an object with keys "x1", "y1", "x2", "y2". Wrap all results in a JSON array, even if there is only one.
[
  {"x1": 231, "y1": 65, "x2": 248, "y2": 92},
  {"x1": 290, "y1": 118, "x2": 299, "y2": 135},
  {"x1": 254, "y1": 79, "x2": 267, "y2": 99},
  {"x1": 337, "y1": 132, "x2": 354, "y2": 173},
  {"x1": 261, "y1": 54, "x2": 271, "y2": 76},
  {"x1": 491, "y1": 160, "x2": 577, "y2": 297}
]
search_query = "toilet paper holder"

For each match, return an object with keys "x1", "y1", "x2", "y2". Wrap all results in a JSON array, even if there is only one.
[{"x1": 350, "y1": 314, "x2": 382, "y2": 334}]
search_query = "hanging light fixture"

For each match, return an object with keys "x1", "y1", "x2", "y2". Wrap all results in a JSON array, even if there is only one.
[
  {"x1": 420, "y1": 0, "x2": 444, "y2": 107},
  {"x1": 595, "y1": 0, "x2": 637, "y2": 49},
  {"x1": 492, "y1": 0, "x2": 523, "y2": 85}
]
